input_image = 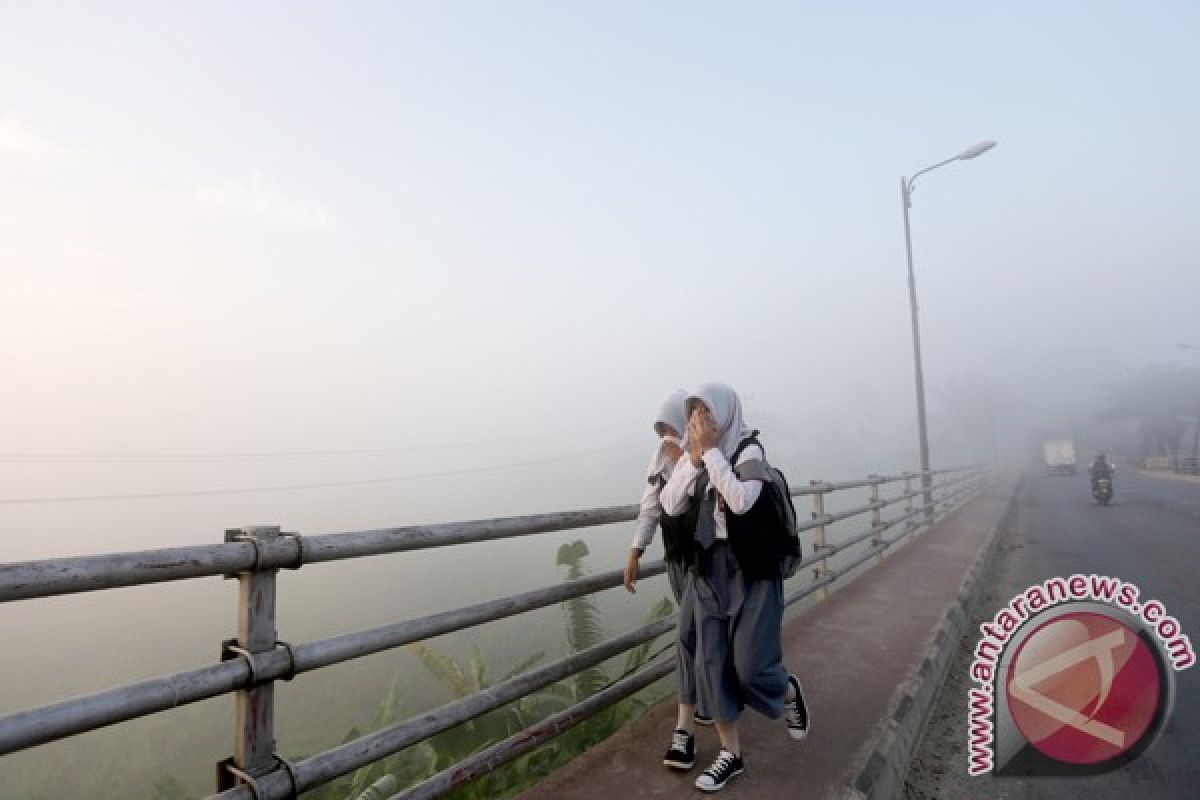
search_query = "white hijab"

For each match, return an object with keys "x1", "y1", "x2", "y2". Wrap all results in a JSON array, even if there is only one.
[
  {"x1": 647, "y1": 389, "x2": 688, "y2": 478},
  {"x1": 687, "y1": 382, "x2": 754, "y2": 459}
]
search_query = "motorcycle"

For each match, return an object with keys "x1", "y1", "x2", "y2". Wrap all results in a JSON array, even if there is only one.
[{"x1": 1092, "y1": 477, "x2": 1113, "y2": 505}]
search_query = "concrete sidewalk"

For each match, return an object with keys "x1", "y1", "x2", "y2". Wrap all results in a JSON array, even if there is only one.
[{"x1": 518, "y1": 481, "x2": 1016, "y2": 800}]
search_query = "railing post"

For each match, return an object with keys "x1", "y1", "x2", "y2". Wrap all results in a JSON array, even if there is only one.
[
  {"x1": 218, "y1": 525, "x2": 281, "y2": 791},
  {"x1": 926, "y1": 472, "x2": 945, "y2": 522},
  {"x1": 922, "y1": 469, "x2": 938, "y2": 528},
  {"x1": 935, "y1": 473, "x2": 953, "y2": 521},
  {"x1": 810, "y1": 482, "x2": 830, "y2": 601},
  {"x1": 869, "y1": 476, "x2": 884, "y2": 563},
  {"x1": 903, "y1": 472, "x2": 916, "y2": 537}
]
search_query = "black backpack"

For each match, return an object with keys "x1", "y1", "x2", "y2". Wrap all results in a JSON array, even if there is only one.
[
  {"x1": 726, "y1": 432, "x2": 802, "y2": 580},
  {"x1": 654, "y1": 472, "x2": 698, "y2": 566}
]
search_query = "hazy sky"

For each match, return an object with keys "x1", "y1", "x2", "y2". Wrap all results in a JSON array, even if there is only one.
[
  {"x1": 3, "y1": 1, "x2": 1199, "y2": 474},
  {"x1": 3, "y1": 7, "x2": 1200, "y2": 794}
]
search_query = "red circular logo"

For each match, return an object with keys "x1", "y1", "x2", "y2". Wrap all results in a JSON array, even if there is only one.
[{"x1": 1005, "y1": 611, "x2": 1161, "y2": 765}]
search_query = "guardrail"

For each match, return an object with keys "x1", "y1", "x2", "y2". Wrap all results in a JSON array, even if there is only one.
[
  {"x1": 1141, "y1": 454, "x2": 1199, "y2": 475},
  {"x1": 0, "y1": 464, "x2": 990, "y2": 799}
]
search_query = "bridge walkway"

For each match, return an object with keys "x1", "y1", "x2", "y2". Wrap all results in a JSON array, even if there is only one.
[{"x1": 518, "y1": 480, "x2": 1016, "y2": 799}]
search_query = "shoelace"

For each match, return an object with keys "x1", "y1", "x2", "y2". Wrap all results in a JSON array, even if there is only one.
[
  {"x1": 786, "y1": 680, "x2": 806, "y2": 725},
  {"x1": 706, "y1": 750, "x2": 737, "y2": 776},
  {"x1": 671, "y1": 731, "x2": 691, "y2": 751}
]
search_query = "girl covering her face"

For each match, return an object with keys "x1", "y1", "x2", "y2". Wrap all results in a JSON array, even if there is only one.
[{"x1": 658, "y1": 382, "x2": 810, "y2": 792}]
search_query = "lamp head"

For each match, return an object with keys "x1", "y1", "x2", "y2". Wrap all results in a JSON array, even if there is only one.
[{"x1": 957, "y1": 141, "x2": 997, "y2": 160}]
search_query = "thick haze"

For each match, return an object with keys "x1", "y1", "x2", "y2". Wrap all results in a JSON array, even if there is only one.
[
  {"x1": 4, "y1": 4, "x2": 1200, "y2": 797},
  {"x1": 3, "y1": 1, "x2": 1200, "y2": 528}
]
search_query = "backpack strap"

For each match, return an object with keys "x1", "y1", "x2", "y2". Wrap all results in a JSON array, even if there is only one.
[{"x1": 730, "y1": 430, "x2": 763, "y2": 465}]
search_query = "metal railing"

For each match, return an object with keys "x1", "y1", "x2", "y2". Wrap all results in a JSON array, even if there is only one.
[{"x1": 0, "y1": 464, "x2": 990, "y2": 799}]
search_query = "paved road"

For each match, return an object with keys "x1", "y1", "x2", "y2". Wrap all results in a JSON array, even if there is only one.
[{"x1": 907, "y1": 470, "x2": 1200, "y2": 799}]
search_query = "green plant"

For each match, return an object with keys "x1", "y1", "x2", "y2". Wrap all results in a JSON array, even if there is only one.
[
  {"x1": 555, "y1": 540, "x2": 606, "y2": 702},
  {"x1": 323, "y1": 539, "x2": 676, "y2": 800}
]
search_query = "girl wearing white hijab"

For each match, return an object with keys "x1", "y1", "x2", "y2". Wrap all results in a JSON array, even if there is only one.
[
  {"x1": 624, "y1": 389, "x2": 689, "y2": 598},
  {"x1": 623, "y1": 390, "x2": 713, "y2": 755},
  {"x1": 660, "y1": 382, "x2": 809, "y2": 793}
]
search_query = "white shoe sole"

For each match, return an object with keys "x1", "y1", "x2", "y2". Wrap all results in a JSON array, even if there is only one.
[
  {"x1": 695, "y1": 767, "x2": 744, "y2": 792},
  {"x1": 663, "y1": 757, "x2": 694, "y2": 770},
  {"x1": 786, "y1": 674, "x2": 810, "y2": 741}
]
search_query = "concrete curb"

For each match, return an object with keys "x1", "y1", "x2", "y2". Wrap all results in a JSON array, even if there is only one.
[{"x1": 840, "y1": 477, "x2": 1024, "y2": 800}]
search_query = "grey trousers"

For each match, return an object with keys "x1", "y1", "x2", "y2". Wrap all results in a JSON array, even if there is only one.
[
  {"x1": 686, "y1": 541, "x2": 787, "y2": 723},
  {"x1": 668, "y1": 559, "x2": 704, "y2": 711}
]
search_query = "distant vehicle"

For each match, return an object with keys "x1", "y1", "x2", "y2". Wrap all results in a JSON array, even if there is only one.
[
  {"x1": 1093, "y1": 476, "x2": 1113, "y2": 505},
  {"x1": 1043, "y1": 439, "x2": 1077, "y2": 475}
]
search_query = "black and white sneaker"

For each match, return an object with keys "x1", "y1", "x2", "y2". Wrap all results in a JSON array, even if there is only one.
[
  {"x1": 785, "y1": 673, "x2": 809, "y2": 740},
  {"x1": 694, "y1": 749, "x2": 744, "y2": 792},
  {"x1": 693, "y1": 710, "x2": 714, "y2": 727},
  {"x1": 663, "y1": 729, "x2": 695, "y2": 770}
]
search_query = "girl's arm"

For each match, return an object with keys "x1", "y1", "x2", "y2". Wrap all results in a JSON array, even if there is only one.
[
  {"x1": 701, "y1": 444, "x2": 764, "y2": 514},
  {"x1": 630, "y1": 478, "x2": 661, "y2": 552}
]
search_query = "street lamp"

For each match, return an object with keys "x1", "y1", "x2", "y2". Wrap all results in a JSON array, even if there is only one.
[
  {"x1": 901, "y1": 140, "x2": 997, "y2": 520},
  {"x1": 1177, "y1": 343, "x2": 1200, "y2": 469}
]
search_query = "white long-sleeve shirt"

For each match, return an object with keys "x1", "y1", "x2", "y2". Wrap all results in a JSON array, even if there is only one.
[
  {"x1": 630, "y1": 471, "x2": 668, "y2": 552},
  {"x1": 630, "y1": 439, "x2": 683, "y2": 552},
  {"x1": 659, "y1": 445, "x2": 764, "y2": 541}
]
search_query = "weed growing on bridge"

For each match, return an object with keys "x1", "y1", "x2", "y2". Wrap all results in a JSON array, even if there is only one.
[{"x1": 297, "y1": 539, "x2": 675, "y2": 800}]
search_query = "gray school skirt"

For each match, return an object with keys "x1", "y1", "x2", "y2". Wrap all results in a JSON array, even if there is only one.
[
  {"x1": 686, "y1": 541, "x2": 787, "y2": 722},
  {"x1": 668, "y1": 560, "x2": 702, "y2": 709},
  {"x1": 666, "y1": 559, "x2": 688, "y2": 605}
]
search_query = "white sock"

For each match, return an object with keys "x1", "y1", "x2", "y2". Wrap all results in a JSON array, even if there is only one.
[{"x1": 677, "y1": 704, "x2": 695, "y2": 733}]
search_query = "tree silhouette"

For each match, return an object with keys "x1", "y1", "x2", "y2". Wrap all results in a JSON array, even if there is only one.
[{"x1": 1098, "y1": 365, "x2": 1200, "y2": 459}]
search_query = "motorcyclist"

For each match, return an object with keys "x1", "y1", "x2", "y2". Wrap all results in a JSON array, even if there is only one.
[{"x1": 1089, "y1": 452, "x2": 1115, "y2": 494}]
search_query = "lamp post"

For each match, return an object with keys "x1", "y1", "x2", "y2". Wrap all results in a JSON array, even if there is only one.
[
  {"x1": 1178, "y1": 343, "x2": 1200, "y2": 469},
  {"x1": 902, "y1": 140, "x2": 996, "y2": 520}
]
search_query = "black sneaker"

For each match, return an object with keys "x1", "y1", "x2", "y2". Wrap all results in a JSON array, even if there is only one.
[
  {"x1": 693, "y1": 710, "x2": 714, "y2": 727},
  {"x1": 785, "y1": 673, "x2": 809, "y2": 740},
  {"x1": 695, "y1": 749, "x2": 744, "y2": 792},
  {"x1": 663, "y1": 729, "x2": 695, "y2": 770}
]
